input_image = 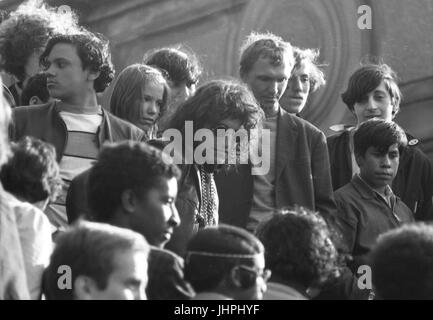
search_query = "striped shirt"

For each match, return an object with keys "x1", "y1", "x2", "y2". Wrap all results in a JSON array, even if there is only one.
[{"x1": 45, "y1": 110, "x2": 102, "y2": 229}]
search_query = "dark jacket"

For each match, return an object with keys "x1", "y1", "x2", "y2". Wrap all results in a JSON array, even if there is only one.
[
  {"x1": 10, "y1": 101, "x2": 147, "y2": 161},
  {"x1": 215, "y1": 107, "x2": 337, "y2": 228},
  {"x1": 327, "y1": 129, "x2": 433, "y2": 221}
]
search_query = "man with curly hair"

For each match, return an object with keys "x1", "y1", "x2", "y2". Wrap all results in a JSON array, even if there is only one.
[
  {"x1": 0, "y1": 0, "x2": 80, "y2": 105},
  {"x1": 10, "y1": 30, "x2": 147, "y2": 231}
]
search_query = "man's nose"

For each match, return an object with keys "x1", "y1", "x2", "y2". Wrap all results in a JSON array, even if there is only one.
[
  {"x1": 381, "y1": 155, "x2": 392, "y2": 167},
  {"x1": 169, "y1": 204, "x2": 181, "y2": 227},
  {"x1": 366, "y1": 96, "x2": 378, "y2": 110},
  {"x1": 291, "y1": 77, "x2": 302, "y2": 92}
]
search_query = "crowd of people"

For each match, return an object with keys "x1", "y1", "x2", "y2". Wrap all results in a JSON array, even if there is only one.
[{"x1": 1, "y1": 1, "x2": 433, "y2": 300}]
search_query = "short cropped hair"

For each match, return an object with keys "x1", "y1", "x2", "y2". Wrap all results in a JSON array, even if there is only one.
[
  {"x1": 0, "y1": 1, "x2": 79, "y2": 82},
  {"x1": 370, "y1": 223, "x2": 433, "y2": 299},
  {"x1": 239, "y1": 32, "x2": 294, "y2": 77},
  {"x1": 168, "y1": 79, "x2": 264, "y2": 134},
  {"x1": 0, "y1": 78, "x2": 11, "y2": 166},
  {"x1": 353, "y1": 119, "x2": 407, "y2": 158},
  {"x1": 40, "y1": 30, "x2": 115, "y2": 93},
  {"x1": 293, "y1": 47, "x2": 326, "y2": 93},
  {"x1": 110, "y1": 64, "x2": 169, "y2": 126},
  {"x1": 341, "y1": 63, "x2": 402, "y2": 114},
  {"x1": 20, "y1": 72, "x2": 49, "y2": 105},
  {"x1": 184, "y1": 224, "x2": 264, "y2": 292},
  {"x1": 0, "y1": 136, "x2": 62, "y2": 203},
  {"x1": 143, "y1": 46, "x2": 202, "y2": 87},
  {"x1": 43, "y1": 221, "x2": 150, "y2": 300},
  {"x1": 256, "y1": 207, "x2": 340, "y2": 288},
  {"x1": 87, "y1": 141, "x2": 181, "y2": 222}
]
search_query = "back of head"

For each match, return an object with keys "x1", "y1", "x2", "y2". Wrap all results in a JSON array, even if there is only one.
[
  {"x1": 370, "y1": 223, "x2": 433, "y2": 299},
  {"x1": 239, "y1": 32, "x2": 294, "y2": 77},
  {"x1": 167, "y1": 79, "x2": 264, "y2": 133},
  {"x1": 0, "y1": 0, "x2": 80, "y2": 82},
  {"x1": 88, "y1": 141, "x2": 181, "y2": 223},
  {"x1": 353, "y1": 118, "x2": 407, "y2": 157},
  {"x1": 341, "y1": 63, "x2": 401, "y2": 114},
  {"x1": 40, "y1": 29, "x2": 115, "y2": 93},
  {"x1": 256, "y1": 207, "x2": 340, "y2": 289},
  {"x1": 44, "y1": 221, "x2": 150, "y2": 300},
  {"x1": 184, "y1": 224, "x2": 264, "y2": 293},
  {"x1": 0, "y1": 136, "x2": 62, "y2": 203},
  {"x1": 143, "y1": 46, "x2": 202, "y2": 87},
  {"x1": 21, "y1": 72, "x2": 50, "y2": 105}
]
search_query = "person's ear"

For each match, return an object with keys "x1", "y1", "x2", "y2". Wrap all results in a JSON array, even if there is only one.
[
  {"x1": 74, "y1": 275, "x2": 97, "y2": 300},
  {"x1": 87, "y1": 69, "x2": 101, "y2": 82},
  {"x1": 355, "y1": 153, "x2": 365, "y2": 168},
  {"x1": 230, "y1": 266, "x2": 243, "y2": 289},
  {"x1": 29, "y1": 96, "x2": 43, "y2": 105},
  {"x1": 121, "y1": 189, "x2": 136, "y2": 214}
]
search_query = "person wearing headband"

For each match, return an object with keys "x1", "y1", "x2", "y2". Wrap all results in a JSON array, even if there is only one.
[{"x1": 184, "y1": 224, "x2": 270, "y2": 300}]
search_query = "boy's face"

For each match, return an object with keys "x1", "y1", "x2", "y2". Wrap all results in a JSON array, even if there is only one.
[
  {"x1": 83, "y1": 249, "x2": 148, "y2": 300},
  {"x1": 357, "y1": 143, "x2": 400, "y2": 189},
  {"x1": 45, "y1": 43, "x2": 93, "y2": 102},
  {"x1": 280, "y1": 60, "x2": 312, "y2": 114},
  {"x1": 353, "y1": 81, "x2": 394, "y2": 125},
  {"x1": 129, "y1": 177, "x2": 179, "y2": 248}
]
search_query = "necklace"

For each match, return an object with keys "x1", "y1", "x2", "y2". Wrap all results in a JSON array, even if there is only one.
[{"x1": 198, "y1": 167, "x2": 217, "y2": 228}]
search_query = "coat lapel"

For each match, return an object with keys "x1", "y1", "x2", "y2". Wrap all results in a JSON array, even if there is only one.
[{"x1": 275, "y1": 107, "x2": 298, "y2": 180}]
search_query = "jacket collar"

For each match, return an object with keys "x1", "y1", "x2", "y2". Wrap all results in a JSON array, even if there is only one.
[{"x1": 351, "y1": 174, "x2": 394, "y2": 200}]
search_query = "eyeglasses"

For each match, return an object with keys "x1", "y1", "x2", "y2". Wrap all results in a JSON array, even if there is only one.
[{"x1": 237, "y1": 265, "x2": 272, "y2": 282}]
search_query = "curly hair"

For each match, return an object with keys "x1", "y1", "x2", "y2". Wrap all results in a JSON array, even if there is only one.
[
  {"x1": 40, "y1": 30, "x2": 115, "y2": 93},
  {"x1": 143, "y1": 45, "x2": 202, "y2": 87},
  {"x1": 0, "y1": 0, "x2": 79, "y2": 82},
  {"x1": 341, "y1": 63, "x2": 402, "y2": 115},
  {"x1": 87, "y1": 141, "x2": 181, "y2": 222},
  {"x1": 239, "y1": 32, "x2": 294, "y2": 77},
  {"x1": 0, "y1": 136, "x2": 62, "y2": 203},
  {"x1": 370, "y1": 223, "x2": 433, "y2": 299},
  {"x1": 256, "y1": 207, "x2": 341, "y2": 289},
  {"x1": 167, "y1": 79, "x2": 264, "y2": 133}
]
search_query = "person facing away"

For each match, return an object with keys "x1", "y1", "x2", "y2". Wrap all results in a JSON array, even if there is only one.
[
  {"x1": 215, "y1": 31, "x2": 336, "y2": 233},
  {"x1": 0, "y1": 75, "x2": 30, "y2": 299},
  {"x1": 327, "y1": 62, "x2": 433, "y2": 221},
  {"x1": 279, "y1": 46, "x2": 326, "y2": 116},
  {"x1": 256, "y1": 207, "x2": 341, "y2": 300},
  {"x1": 185, "y1": 224, "x2": 270, "y2": 300},
  {"x1": 20, "y1": 72, "x2": 52, "y2": 106},
  {"x1": 86, "y1": 141, "x2": 194, "y2": 300},
  {"x1": 10, "y1": 29, "x2": 147, "y2": 231},
  {"x1": 0, "y1": 136, "x2": 61, "y2": 299},
  {"x1": 334, "y1": 118, "x2": 414, "y2": 273},
  {"x1": 370, "y1": 223, "x2": 433, "y2": 300},
  {"x1": 110, "y1": 64, "x2": 170, "y2": 140},
  {"x1": 43, "y1": 221, "x2": 149, "y2": 300}
]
